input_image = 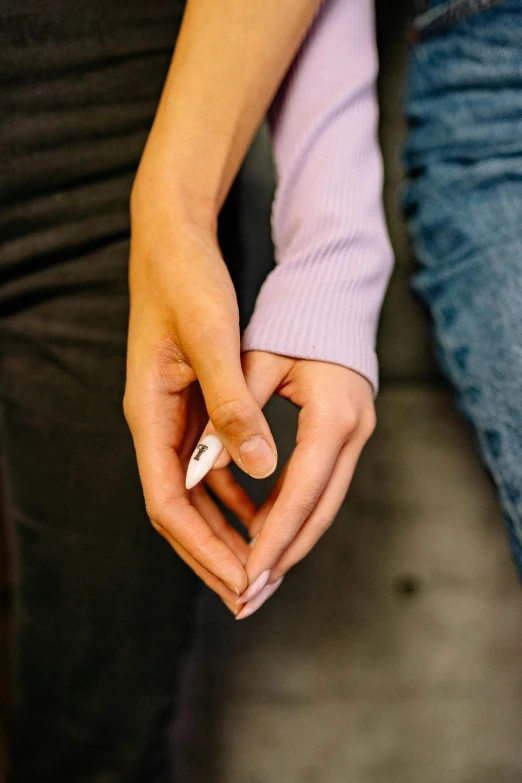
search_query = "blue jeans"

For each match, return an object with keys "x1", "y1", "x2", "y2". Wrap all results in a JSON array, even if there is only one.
[{"x1": 404, "y1": 0, "x2": 522, "y2": 576}]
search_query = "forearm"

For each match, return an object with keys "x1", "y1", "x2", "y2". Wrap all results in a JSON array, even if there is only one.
[
  {"x1": 241, "y1": 0, "x2": 394, "y2": 395},
  {"x1": 133, "y1": 0, "x2": 323, "y2": 226}
]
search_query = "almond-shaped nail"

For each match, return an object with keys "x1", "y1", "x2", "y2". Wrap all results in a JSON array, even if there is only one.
[
  {"x1": 185, "y1": 433, "x2": 223, "y2": 490},
  {"x1": 236, "y1": 569, "x2": 270, "y2": 606},
  {"x1": 235, "y1": 576, "x2": 284, "y2": 620}
]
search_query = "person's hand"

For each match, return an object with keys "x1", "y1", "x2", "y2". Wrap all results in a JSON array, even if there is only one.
[
  {"x1": 198, "y1": 350, "x2": 376, "y2": 618},
  {"x1": 124, "y1": 183, "x2": 278, "y2": 611}
]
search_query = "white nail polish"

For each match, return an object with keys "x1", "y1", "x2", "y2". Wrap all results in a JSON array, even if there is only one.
[
  {"x1": 236, "y1": 569, "x2": 270, "y2": 606},
  {"x1": 235, "y1": 576, "x2": 284, "y2": 620},
  {"x1": 185, "y1": 434, "x2": 224, "y2": 490},
  {"x1": 248, "y1": 534, "x2": 259, "y2": 549}
]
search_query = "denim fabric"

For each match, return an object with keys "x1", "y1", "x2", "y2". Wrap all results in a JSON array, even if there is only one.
[
  {"x1": 403, "y1": 0, "x2": 522, "y2": 576},
  {"x1": 410, "y1": 0, "x2": 505, "y2": 39}
]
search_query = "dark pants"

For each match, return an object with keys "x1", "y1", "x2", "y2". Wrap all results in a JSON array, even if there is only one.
[{"x1": 0, "y1": 1, "x2": 273, "y2": 780}]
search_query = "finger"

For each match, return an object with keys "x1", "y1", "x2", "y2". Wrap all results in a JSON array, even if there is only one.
[
  {"x1": 269, "y1": 437, "x2": 364, "y2": 581},
  {"x1": 221, "y1": 597, "x2": 242, "y2": 616},
  {"x1": 247, "y1": 460, "x2": 290, "y2": 540},
  {"x1": 190, "y1": 351, "x2": 293, "y2": 483},
  {"x1": 164, "y1": 531, "x2": 241, "y2": 616},
  {"x1": 203, "y1": 467, "x2": 257, "y2": 528},
  {"x1": 162, "y1": 528, "x2": 240, "y2": 616},
  {"x1": 190, "y1": 484, "x2": 251, "y2": 564},
  {"x1": 244, "y1": 404, "x2": 352, "y2": 585},
  {"x1": 235, "y1": 576, "x2": 284, "y2": 621},
  {"x1": 184, "y1": 326, "x2": 279, "y2": 481},
  {"x1": 129, "y1": 392, "x2": 247, "y2": 595},
  {"x1": 211, "y1": 447, "x2": 233, "y2": 471}
]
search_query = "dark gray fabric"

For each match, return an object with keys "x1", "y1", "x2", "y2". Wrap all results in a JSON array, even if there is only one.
[{"x1": 0, "y1": 1, "x2": 274, "y2": 780}]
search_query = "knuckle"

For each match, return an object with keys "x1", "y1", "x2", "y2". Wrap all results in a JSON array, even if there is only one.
[
  {"x1": 145, "y1": 495, "x2": 183, "y2": 534},
  {"x1": 145, "y1": 501, "x2": 165, "y2": 532},
  {"x1": 147, "y1": 510, "x2": 163, "y2": 534},
  {"x1": 337, "y1": 402, "x2": 376, "y2": 440},
  {"x1": 312, "y1": 401, "x2": 359, "y2": 439},
  {"x1": 334, "y1": 406, "x2": 360, "y2": 438},
  {"x1": 208, "y1": 397, "x2": 252, "y2": 433},
  {"x1": 360, "y1": 407, "x2": 377, "y2": 439}
]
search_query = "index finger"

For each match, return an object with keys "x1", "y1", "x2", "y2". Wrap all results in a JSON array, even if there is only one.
[
  {"x1": 244, "y1": 404, "x2": 347, "y2": 584},
  {"x1": 129, "y1": 393, "x2": 248, "y2": 595}
]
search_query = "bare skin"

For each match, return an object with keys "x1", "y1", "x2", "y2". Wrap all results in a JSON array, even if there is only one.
[{"x1": 125, "y1": 0, "x2": 377, "y2": 617}]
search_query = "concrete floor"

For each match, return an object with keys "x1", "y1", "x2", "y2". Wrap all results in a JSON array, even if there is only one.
[{"x1": 177, "y1": 386, "x2": 522, "y2": 783}]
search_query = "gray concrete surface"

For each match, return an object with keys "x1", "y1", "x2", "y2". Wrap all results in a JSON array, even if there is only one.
[{"x1": 188, "y1": 388, "x2": 522, "y2": 783}]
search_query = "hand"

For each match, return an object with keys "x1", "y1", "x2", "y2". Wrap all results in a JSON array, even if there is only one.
[
  {"x1": 198, "y1": 350, "x2": 376, "y2": 618},
  {"x1": 124, "y1": 183, "x2": 278, "y2": 609}
]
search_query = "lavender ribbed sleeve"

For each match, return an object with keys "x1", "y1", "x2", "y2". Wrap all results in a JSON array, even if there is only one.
[{"x1": 240, "y1": 0, "x2": 394, "y2": 395}]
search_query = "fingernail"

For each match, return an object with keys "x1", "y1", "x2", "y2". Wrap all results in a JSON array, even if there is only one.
[
  {"x1": 185, "y1": 434, "x2": 223, "y2": 490},
  {"x1": 235, "y1": 576, "x2": 284, "y2": 620},
  {"x1": 223, "y1": 580, "x2": 241, "y2": 596},
  {"x1": 238, "y1": 436, "x2": 276, "y2": 479},
  {"x1": 236, "y1": 569, "x2": 270, "y2": 606},
  {"x1": 248, "y1": 534, "x2": 259, "y2": 549}
]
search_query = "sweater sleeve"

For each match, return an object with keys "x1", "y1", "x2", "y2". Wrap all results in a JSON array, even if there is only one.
[{"x1": 240, "y1": 0, "x2": 394, "y2": 396}]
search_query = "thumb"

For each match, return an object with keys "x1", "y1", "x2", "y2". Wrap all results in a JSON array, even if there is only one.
[
  {"x1": 186, "y1": 340, "x2": 278, "y2": 483},
  {"x1": 210, "y1": 350, "x2": 295, "y2": 471}
]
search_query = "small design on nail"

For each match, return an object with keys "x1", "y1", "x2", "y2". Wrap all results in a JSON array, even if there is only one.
[{"x1": 193, "y1": 444, "x2": 208, "y2": 461}]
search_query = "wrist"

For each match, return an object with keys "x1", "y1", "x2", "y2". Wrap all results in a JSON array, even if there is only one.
[{"x1": 131, "y1": 148, "x2": 219, "y2": 237}]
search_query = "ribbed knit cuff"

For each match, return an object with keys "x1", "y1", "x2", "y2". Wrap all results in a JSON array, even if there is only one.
[{"x1": 240, "y1": 259, "x2": 381, "y2": 397}]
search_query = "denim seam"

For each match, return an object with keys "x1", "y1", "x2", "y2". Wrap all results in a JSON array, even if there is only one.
[
  {"x1": 434, "y1": 339, "x2": 522, "y2": 551},
  {"x1": 408, "y1": 0, "x2": 505, "y2": 41}
]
